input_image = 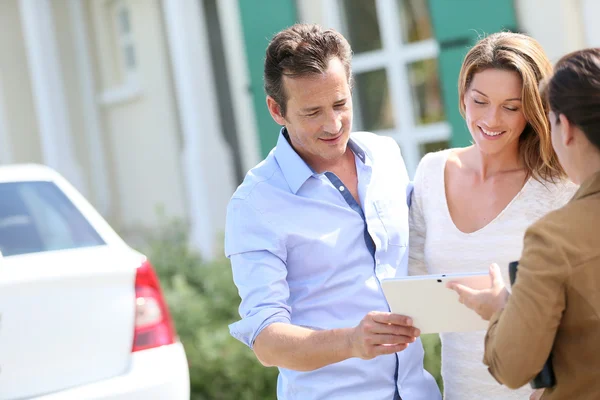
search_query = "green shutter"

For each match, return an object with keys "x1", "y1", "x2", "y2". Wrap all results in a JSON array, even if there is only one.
[
  {"x1": 238, "y1": 0, "x2": 298, "y2": 158},
  {"x1": 428, "y1": 0, "x2": 518, "y2": 147}
]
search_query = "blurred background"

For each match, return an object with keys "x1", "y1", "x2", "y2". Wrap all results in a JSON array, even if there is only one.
[{"x1": 1, "y1": 0, "x2": 598, "y2": 398}]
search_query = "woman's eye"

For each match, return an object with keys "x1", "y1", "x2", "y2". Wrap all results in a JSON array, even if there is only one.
[
  {"x1": 474, "y1": 99, "x2": 486, "y2": 105},
  {"x1": 504, "y1": 106, "x2": 519, "y2": 112}
]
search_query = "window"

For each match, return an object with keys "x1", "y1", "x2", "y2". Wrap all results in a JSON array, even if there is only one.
[
  {"x1": 110, "y1": 0, "x2": 137, "y2": 83},
  {"x1": 325, "y1": 0, "x2": 450, "y2": 175},
  {"x1": 0, "y1": 182, "x2": 105, "y2": 256}
]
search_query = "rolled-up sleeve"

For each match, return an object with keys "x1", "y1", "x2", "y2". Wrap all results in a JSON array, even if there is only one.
[
  {"x1": 483, "y1": 219, "x2": 567, "y2": 388},
  {"x1": 225, "y1": 197, "x2": 291, "y2": 349}
]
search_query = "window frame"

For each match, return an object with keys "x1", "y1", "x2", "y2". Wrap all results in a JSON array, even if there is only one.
[
  {"x1": 323, "y1": 0, "x2": 451, "y2": 176},
  {"x1": 110, "y1": 0, "x2": 137, "y2": 83}
]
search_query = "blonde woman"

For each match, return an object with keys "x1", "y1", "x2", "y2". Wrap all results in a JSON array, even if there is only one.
[{"x1": 407, "y1": 32, "x2": 578, "y2": 399}]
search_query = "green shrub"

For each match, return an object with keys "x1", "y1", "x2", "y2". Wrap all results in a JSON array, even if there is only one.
[
  {"x1": 421, "y1": 333, "x2": 443, "y2": 392},
  {"x1": 143, "y1": 219, "x2": 278, "y2": 400}
]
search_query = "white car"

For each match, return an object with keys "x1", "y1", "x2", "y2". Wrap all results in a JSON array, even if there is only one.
[{"x1": 0, "y1": 164, "x2": 190, "y2": 400}]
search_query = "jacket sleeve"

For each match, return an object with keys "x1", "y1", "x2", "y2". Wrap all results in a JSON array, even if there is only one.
[{"x1": 483, "y1": 217, "x2": 568, "y2": 388}]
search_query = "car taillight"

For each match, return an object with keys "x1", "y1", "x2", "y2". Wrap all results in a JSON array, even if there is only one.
[{"x1": 132, "y1": 260, "x2": 176, "y2": 352}]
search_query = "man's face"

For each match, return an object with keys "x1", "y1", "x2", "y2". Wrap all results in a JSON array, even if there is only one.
[{"x1": 268, "y1": 57, "x2": 353, "y2": 171}]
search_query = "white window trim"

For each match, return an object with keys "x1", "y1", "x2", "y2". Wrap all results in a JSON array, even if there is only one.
[
  {"x1": 68, "y1": 0, "x2": 112, "y2": 215},
  {"x1": 323, "y1": 0, "x2": 451, "y2": 176},
  {"x1": 98, "y1": 78, "x2": 142, "y2": 106},
  {"x1": 216, "y1": 0, "x2": 261, "y2": 173},
  {"x1": 98, "y1": 0, "x2": 142, "y2": 107},
  {"x1": 19, "y1": 0, "x2": 87, "y2": 193},
  {"x1": 112, "y1": 1, "x2": 137, "y2": 79}
]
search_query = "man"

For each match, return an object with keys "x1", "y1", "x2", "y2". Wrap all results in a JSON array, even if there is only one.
[{"x1": 225, "y1": 24, "x2": 440, "y2": 400}]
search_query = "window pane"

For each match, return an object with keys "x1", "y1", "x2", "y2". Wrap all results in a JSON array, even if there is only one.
[
  {"x1": 0, "y1": 182, "x2": 104, "y2": 257},
  {"x1": 354, "y1": 69, "x2": 395, "y2": 131},
  {"x1": 118, "y1": 7, "x2": 131, "y2": 35},
  {"x1": 398, "y1": 0, "x2": 433, "y2": 43},
  {"x1": 407, "y1": 58, "x2": 445, "y2": 125},
  {"x1": 124, "y1": 44, "x2": 137, "y2": 70},
  {"x1": 341, "y1": 0, "x2": 382, "y2": 53},
  {"x1": 420, "y1": 140, "x2": 449, "y2": 157}
]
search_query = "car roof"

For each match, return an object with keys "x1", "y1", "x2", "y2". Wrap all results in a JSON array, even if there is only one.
[{"x1": 0, "y1": 164, "x2": 62, "y2": 184}]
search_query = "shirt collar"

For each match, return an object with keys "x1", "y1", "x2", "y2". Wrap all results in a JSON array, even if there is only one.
[{"x1": 273, "y1": 127, "x2": 369, "y2": 194}]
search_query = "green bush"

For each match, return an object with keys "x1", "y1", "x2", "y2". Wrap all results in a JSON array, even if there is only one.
[
  {"x1": 143, "y1": 218, "x2": 442, "y2": 398},
  {"x1": 143, "y1": 219, "x2": 278, "y2": 400},
  {"x1": 421, "y1": 333, "x2": 443, "y2": 392}
]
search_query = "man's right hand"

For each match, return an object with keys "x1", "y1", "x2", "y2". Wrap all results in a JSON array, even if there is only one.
[{"x1": 349, "y1": 311, "x2": 420, "y2": 360}]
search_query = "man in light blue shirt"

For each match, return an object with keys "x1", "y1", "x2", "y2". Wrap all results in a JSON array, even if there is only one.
[{"x1": 225, "y1": 24, "x2": 440, "y2": 400}]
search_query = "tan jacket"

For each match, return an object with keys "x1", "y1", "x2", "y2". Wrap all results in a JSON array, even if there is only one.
[{"x1": 484, "y1": 171, "x2": 600, "y2": 399}]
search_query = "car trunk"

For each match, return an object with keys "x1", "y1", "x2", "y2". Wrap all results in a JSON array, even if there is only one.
[{"x1": 0, "y1": 246, "x2": 139, "y2": 399}]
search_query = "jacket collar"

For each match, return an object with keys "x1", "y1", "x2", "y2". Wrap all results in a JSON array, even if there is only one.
[{"x1": 573, "y1": 170, "x2": 600, "y2": 201}]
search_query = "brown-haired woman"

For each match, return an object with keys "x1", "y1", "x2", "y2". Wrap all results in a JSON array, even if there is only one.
[
  {"x1": 450, "y1": 47, "x2": 600, "y2": 400},
  {"x1": 407, "y1": 32, "x2": 578, "y2": 399}
]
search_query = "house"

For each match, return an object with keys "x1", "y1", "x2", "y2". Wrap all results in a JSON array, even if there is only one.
[{"x1": 0, "y1": 0, "x2": 597, "y2": 259}]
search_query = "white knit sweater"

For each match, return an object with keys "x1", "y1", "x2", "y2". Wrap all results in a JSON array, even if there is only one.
[{"x1": 408, "y1": 149, "x2": 578, "y2": 400}]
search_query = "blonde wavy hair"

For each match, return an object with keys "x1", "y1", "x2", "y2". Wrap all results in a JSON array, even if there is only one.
[{"x1": 458, "y1": 32, "x2": 566, "y2": 182}]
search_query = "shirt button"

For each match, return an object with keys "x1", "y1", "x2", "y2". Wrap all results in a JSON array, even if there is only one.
[{"x1": 339, "y1": 186, "x2": 345, "y2": 192}]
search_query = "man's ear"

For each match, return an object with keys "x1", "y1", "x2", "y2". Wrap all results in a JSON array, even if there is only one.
[
  {"x1": 266, "y1": 96, "x2": 286, "y2": 126},
  {"x1": 558, "y1": 113, "x2": 575, "y2": 147}
]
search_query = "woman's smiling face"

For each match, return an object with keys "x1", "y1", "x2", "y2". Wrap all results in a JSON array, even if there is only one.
[{"x1": 464, "y1": 68, "x2": 528, "y2": 156}]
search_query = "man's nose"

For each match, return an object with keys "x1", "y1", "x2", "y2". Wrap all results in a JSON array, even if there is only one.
[{"x1": 323, "y1": 109, "x2": 343, "y2": 134}]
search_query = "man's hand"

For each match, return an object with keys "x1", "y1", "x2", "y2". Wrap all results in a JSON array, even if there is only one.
[
  {"x1": 349, "y1": 311, "x2": 419, "y2": 360},
  {"x1": 447, "y1": 263, "x2": 509, "y2": 321}
]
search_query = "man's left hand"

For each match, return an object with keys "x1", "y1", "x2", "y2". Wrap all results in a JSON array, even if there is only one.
[{"x1": 447, "y1": 263, "x2": 509, "y2": 321}]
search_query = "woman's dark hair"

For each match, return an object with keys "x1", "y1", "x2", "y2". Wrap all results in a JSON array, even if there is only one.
[
  {"x1": 264, "y1": 24, "x2": 352, "y2": 117},
  {"x1": 540, "y1": 48, "x2": 600, "y2": 150}
]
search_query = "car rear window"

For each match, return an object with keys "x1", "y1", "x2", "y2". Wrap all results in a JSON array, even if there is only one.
[{"x1": 0, "y1": 181, "x2": 105, "y2": 256}]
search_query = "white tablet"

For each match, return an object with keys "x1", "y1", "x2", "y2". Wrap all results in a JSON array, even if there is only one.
[{"x1": 381, "y1": 272, "x2": 491, "y2": 334}]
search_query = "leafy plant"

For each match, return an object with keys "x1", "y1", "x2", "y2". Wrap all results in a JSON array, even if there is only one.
[{"x1": 143, "y1": 219, "x2": 278, "y2": 399}]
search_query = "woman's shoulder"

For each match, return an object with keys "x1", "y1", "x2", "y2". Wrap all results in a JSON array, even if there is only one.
[
  {"x1": 526, "y1": 177, "x2": 579, "y2": 208},
  {"x1": 415, "y1": 148, "x2": 454, "y2": 177},
  {"x1": 517, "y1": 178, "x2": 579, "y2": 226}
]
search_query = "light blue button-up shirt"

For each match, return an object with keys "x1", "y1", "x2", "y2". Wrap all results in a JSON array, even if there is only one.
[{"x1": 225, "y1": 130, "x2": 441, "y2": 400}]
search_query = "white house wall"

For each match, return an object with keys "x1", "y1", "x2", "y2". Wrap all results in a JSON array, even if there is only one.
[
  {"x1": 296, "y1": 0, "x2": 326, "y2": 25},
  {"x1": 19, "y1": 0, "x2": 88, "y2": 194},
  {"x1": 515, "y1": 0, "x2": 586, "y2": 63},
  {"x1": 51, "y1": 0, "x2": 98, "y2": 205},
  {"x1": 162, "y1": 0, "x2": 237, "y2": 258},
  {"x1": 581, "y1": 0, "x2": 600, "y2": 47},
  {"x1": 0, "y1": 0, "x2": 43, "y2": 165},
  {"x1": 88, "y1": 0, "x2": 187, "y2": 234},
  {"x1": 0, "y1": 79, "x2": 12, "y2": 165}
]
